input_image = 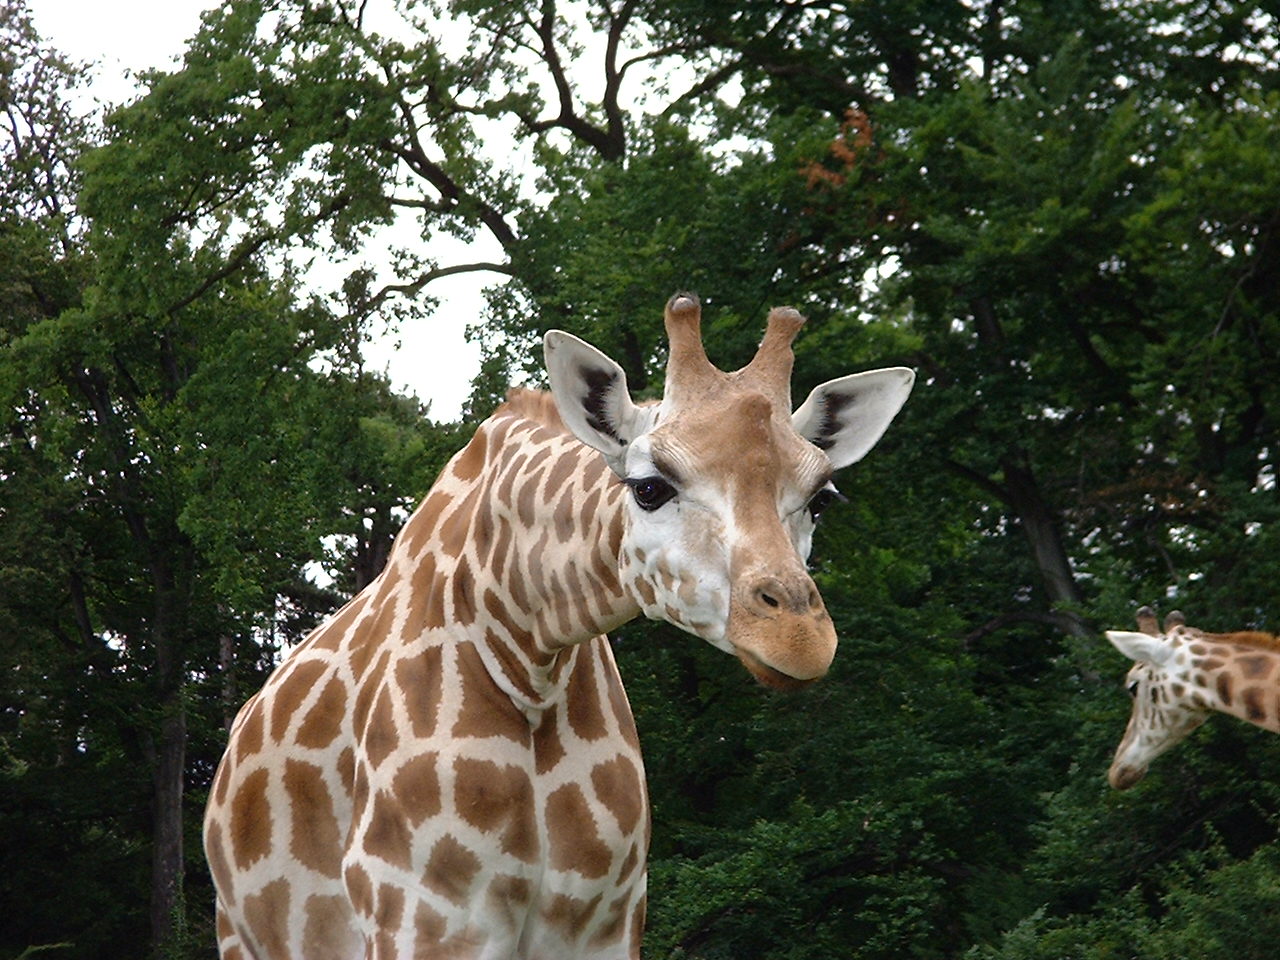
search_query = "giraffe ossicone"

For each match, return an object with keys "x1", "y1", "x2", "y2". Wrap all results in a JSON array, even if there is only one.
[
  {"x1": 1106, "y1": 605, "x2": 1280, "y2": 790},
  {"x1": 204, "y1": 292, "x2": 914, "y2": 959}
]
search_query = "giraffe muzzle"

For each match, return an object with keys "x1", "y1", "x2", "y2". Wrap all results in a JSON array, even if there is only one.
[
  {"x1": 728, "y1": 571, "x2": 837, "y2": 689},
  {"x1": 1108, "y1": 761, "x2": 1147, "y2": 790}
]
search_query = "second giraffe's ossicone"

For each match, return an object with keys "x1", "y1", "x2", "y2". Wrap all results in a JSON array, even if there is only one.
[
  {"x1": 545, "y1": 292, "x2": 915, "y2": 689},
  {"x1": 205, "y1": 292, "x2": 914, "y2": 960}
]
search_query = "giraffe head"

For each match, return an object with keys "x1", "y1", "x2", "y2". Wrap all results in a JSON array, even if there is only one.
[
  {"x1": 1105, "y1": 606, "x2": 1208, "y2": 789},
  {"x1": 544, "y1": 293, "x2": 914, "y2": 689}
]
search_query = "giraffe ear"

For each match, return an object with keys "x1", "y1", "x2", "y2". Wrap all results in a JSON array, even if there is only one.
[
  {"x1": 792, "y1": 367, "x2": 915, "y2": 470},
  {"x1": 1106, "y1": 630, "x2": 1174, "y2": 666},
  {"x1": 544, "y1": 331, "x2": 650, "y2": 471}
]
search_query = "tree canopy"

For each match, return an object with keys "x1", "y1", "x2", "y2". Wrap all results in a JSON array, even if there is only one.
[{"x1": 3, "y1": 0, "x2": 1280, "y2": 957}]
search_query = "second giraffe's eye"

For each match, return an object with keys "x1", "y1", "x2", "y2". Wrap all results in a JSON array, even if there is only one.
[
  {"x1": 808, "y1": 484, "x2": 847, "y2": 521},
  {"x1": 626, "y1": 476, "x2": 676, "y2": 512},
  {"x1": 1126, "y1": 680, "x2": 1140, "y2": 699}
]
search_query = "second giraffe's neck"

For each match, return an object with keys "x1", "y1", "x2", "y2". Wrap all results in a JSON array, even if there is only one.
[
  {"x1": 1181, "y1": 632, "x2": 1280, "y2": 733},
  {"x1": 387, "y1": 397, "x2": 641, "y2": 699}
]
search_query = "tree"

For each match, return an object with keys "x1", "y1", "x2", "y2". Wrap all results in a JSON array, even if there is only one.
[
  {"x1": 8, "y1": 0, "x2": 1280, "y2": 955},
  {"x1": 464, "y1": 0, "x2": 1280, "y2": 954},
  {"x1": 1, "y1": 5, "x2": 461, "y2": 955}
]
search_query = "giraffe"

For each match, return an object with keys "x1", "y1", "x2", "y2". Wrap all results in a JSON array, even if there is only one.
[
  {"x1": 203, "y1": 293, "x2": 915, "y2": 959},
  {"x1": 1106, "y1": 605, "x2": 1280, "y2": 790}
]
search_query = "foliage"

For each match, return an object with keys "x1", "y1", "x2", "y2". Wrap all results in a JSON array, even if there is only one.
[{"x1": 4, "y1": 0, "x2": 1280, "y2": 958}]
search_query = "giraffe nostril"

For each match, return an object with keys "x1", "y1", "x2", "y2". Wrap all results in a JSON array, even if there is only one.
[{"x1": 760, "y1": 591, "x2": 780, "y2": 609}]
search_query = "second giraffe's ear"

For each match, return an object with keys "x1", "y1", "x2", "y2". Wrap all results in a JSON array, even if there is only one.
[
  {"x1": 1107, "y1": 630, "x2": 1174, "y2": 666},
  {"x1": 792, "y1": 367, "x2": 916, "y2": 470},
  {"x1": 544, "y1": 331, "x2": 651, "y2": 472}
]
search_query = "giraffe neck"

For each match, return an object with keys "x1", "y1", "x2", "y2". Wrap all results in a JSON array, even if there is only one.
[
  {"x1": 1179, "y1": 631, "x2": 1280, "y2": 733},
  {"x1": 388, "y1": 399, "x2": 641, "y2": 708}
]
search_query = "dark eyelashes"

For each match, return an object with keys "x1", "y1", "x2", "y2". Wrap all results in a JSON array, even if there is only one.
[
  {"x1": 807, "y1": 484, "x2": 847, "y2": 521},
  {"x1": 624, "y1": 475, "x2": 677, "y2": 511},
  {"x1": 622, "y1": 477, "x2": 844, "y2": 518}
]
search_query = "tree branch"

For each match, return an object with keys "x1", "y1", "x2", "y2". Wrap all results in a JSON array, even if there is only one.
[{"x1": 366, "y1": 260, "x2": 515, "y2": 308}]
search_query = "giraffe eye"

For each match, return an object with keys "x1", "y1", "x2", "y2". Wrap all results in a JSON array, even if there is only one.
[
  {"x1": 625, "y1": 476, "x2": 676, "y2": 511},
  {"x1": 808, "y1": 484, "x2": 847, "y2": 521},
  {"x1": 1126, "y1": 680, "x2": 1140, "y2": 698}
]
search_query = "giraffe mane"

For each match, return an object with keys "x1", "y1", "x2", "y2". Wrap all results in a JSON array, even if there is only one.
[
  {"x1": 497, "y1": 387, "x2": 569, "y2": 434},
  {"x1": 1202, "y1": 630, "x2": 1280, "y2": 652}
]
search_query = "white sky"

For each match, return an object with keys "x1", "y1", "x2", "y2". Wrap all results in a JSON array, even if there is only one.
[{"x1": 30, "y1": 0, "x2": 486, "y2": 422}]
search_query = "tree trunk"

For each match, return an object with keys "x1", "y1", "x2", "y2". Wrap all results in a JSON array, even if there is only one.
[
  {"x1": 147, "y1": 556, "x2": 189, "y2": 956},
  {"x1": 1000, "y1": 453, "x2": 1089, "y2": 637},
  {"x1": 150, "y1": 701, "x2": 187, "y2": 952}
]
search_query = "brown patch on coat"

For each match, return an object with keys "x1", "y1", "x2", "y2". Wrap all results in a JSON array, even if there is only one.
[
  {"x1": 566, "y1": 644, "x2": 608, "y2": 741},
  {"x1": 486, "y1": 874, "x2": 533, "y2": 933},
  {"x1": 533, "y1": 706, "x2": 568, "y2": 776},
  {"x1": 212, "y1": 756, "x2": 232, "y2": 807},
  {"x1": 403, "y1": 490, "x2": 454, "y2": 557},
  {"x1": 1217, "y1": 672, "x2": 1235, "y2": 706},
  {"x1": 474, "y1": 499, "x2": 498, "y2": 573},
  {"x1": 452, "y1": 555, "x2": 477, "y2": 626},
  {"x1": 554, "y1": 485, "x2": 579, "y2": 544},
  {"x1": 234, "y1": 697, "x2": 265, "y2": 764},
  {"x1": 604, "y1": 656, "x2": 641, "y2": 751},
  {"x1": 439, "y1": 485, "x2": 481, "y2": 559},
  {"x1": 543, "y1": 892, "x2": 603, "y2": 941},
  {"x1": 283, "y1": 758, "x2": 343, "y2": 878},
  {"x1": 491, "y1": 515, "x2": 516, "y2": 588},
  {"x1": 364, "y1": 685, "x2": 399, "y2": 769},
  {"x1": 1237, "y1": 654, "x2": 1274, "y2": 680},
  {"x1": 296, "y1": 674, "x2": 347, "y2": 749},
  {"x1": 452, "y1": 756, "x2": 538, "y2": 863},
  {"x1": 204, "y1": 820, "x2": 236, "y2": 907},
  {"x1": 405, "y1": 551, "x2": 446, "y2": 632},
  {"x1": 344, "y1": 862, "x2": 374, "y2": 918},
  {"x1": 451, "y1": 427, "x2": 489, "y2": 482},
  {"x1": 396, "y1": 646, "x2": 444, "y2": 739},
  {"x1": 375, "y1": 883, "x2": 407, "y2": 952},
  {"x1": 591, "y1": 894, "x2": 632, "y2": 948},
  {"x1": 545, "y1": 783, "x2": 612, "y2": 879},
  {"x1": 423, "y1": 833, "x2": 483, "y2": 905},
  {"x1": 392, "y1": 751, "x2": 442, "y2": 826},
  {"x1": 413, "y1": 901, "x2": 448, "y2": 950},
  {"x1": 308, "y1": 594, "x2": 369, "y2": 652},
  {"x1": 1243, "y1": 686, "x2": 1268, "y2": 723},
  {"x1": 362, "y1": 789, "x2": 414, "y2": 870},
  {"x1": 615, "y1": 841, "x2": 640, "y2": 885},
  {"x1": 517, "y1": 467, "x2": 544, "y2": 529},
  {"x1": 482, "y1": 589, "x2": 541, "y2": 662},
  {"x1": 302, "y1": 894, "x2": 358, "y2": 960},
  {"x1": 351, "y1": 650, "x2": 391, "y2": 738},
  {"x1": 496, "y1": 452, "x2": 528, "y2": 512},
  {"x1": 578, "y1": 486, "x2": 602, "y2": 535},
  {"x1": 242, "y1": 879, "x2": 291, "y2": 960},
  {"x1": 451, "y1": 642, "x2": 531, "y2": 745},
  {"x1": 591, "y1": 754, "x2": 644, "y2": 835},
  {"x1": 336, "y1": 747, "x2": 355, "y2": 799},
  {"x1": 229, "y1": 768, "x2": 272, "y2": 869},
  {"x1": 349, "y1": 598, "x2": 396, "y2": 679},
  {"x1": 630, "y1": 897, "x2": 646, "y2": 955},
  {"x1": 544, "y1": 450, "x2": 579, "y2": 504}
]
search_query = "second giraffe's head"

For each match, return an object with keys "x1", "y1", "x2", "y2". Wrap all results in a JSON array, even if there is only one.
[{"x1": 544, "y1": 293, "x2": 914, "y2": 689}]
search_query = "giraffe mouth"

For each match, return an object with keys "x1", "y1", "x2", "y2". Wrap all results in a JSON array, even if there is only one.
[{"x1": 735, "y1": 647, "x2": 818, "y2": 692}]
